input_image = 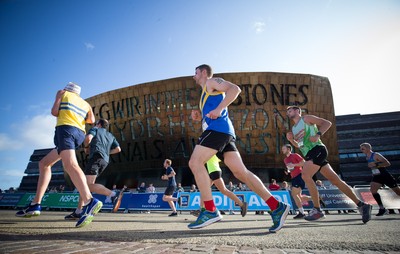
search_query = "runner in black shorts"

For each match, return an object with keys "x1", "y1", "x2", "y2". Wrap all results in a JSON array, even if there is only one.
[
  {"x1": 188, "y1": 64, "x2": 290, "y2": 232},
  {"x1": 287, "y1": 106, "x2": 372, "y2": 223},
  {"x1": 360, "y1": 143, "x2": 400, "y2": 216},
  {"x1": 161, "y1": 159, "x2": 179, "y2": 217},
  {"x1": 64, "y1": 119, "x2": 122, "y2": 219}
]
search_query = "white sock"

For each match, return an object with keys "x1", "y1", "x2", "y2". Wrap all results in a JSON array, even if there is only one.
[
  {"x1": 299, "y1": 207, "x2": 304, "y2": 214},
  {"x1": 75, "y1": 208, "x2": 82, "y2": 214},
  {"x1": 83, "y1": 198, "x2": 92, "y2": 207}
]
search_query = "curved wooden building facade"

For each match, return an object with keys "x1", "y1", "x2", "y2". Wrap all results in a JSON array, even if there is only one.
[{"x1": 77, "y1": 72, "x2": 338, "y2": 188}]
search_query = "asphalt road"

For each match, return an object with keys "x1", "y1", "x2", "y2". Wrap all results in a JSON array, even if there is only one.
[{"x1": 0, "y1": 209, "x2": 399, "y2": 253}]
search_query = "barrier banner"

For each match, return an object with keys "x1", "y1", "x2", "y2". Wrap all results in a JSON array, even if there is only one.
[
  {"x1": 5, "y1": 187, "x2": 399, "y2": 211},
  {"x1": 121, "y1": 193, "x2": 176, "y2": 211},
  {"x1": 16, "y1": 193, "x2": 80, "y2": 208},
  {"x1": 15, "y1": 193, "x2": 123, "y2": 210},
  {"x1": 92, "y1": 193, "x2": 117, "y2": 210},
  {"x1": 289, "y1": 189, "x2": 358, "y2": 210},
  {"x1": 13, "y1": 192, "x2": 174, "y2": 211},
  {"x1": 355, "y1": 187, "x2": 400, "y2": 209},
  {"x1": 177, "y1": 191, "x2": 293, "y2": 211},
  {"x1": 0, "y1": 193, "x2": 25, "y2": 207}
]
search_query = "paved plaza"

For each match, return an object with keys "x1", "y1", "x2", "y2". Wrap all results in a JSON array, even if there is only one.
[{"x1": 0, "y1": 209, "x2": 399, "y2": 253}]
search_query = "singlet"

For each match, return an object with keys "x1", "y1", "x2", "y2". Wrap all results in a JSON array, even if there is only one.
[
  {"x1": 291, "y1": 117, "x2": 323, "y2": 156},
  {"x1": 56, "y1": 91, "x2": 91, "y2": 133},
  {"x1": 87, "y1": 127, "x2": 120, "y2": 163},
  {"x1": 166, "y1": 166, "x2": 177, "y2": 187},
  {"x1": 283, "y1": 153, "x2": 303, "y2": 178},
  {"x1": 206, "y1": 155, "x2": 222, "y2": 174},
  {"x1": 367, "y1": 152, "x2": 376, "y2": 164},
  {"x1": 199, "y1": 81, "x2": 235, "y2": 137},
  {"x1": 367, "y1": 152, "x2": 386, "y2": 174}
]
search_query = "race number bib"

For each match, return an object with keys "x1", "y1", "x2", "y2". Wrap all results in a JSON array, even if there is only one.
[
  {"x1": 202, "y1": 120, "x2": 208, "y2": 132},
  {"x1": 287, "y1": 166, "x2": 294, "y2": 172},
  {"x1": 371, "y1": 168, "x2": 380, "y2": 175}
]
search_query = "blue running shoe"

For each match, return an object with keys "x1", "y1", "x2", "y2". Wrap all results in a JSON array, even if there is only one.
[
  {"x1": 268, "y1": 202, "x2": 290, "y2": 233},
  {"x1": 188, "y1": 209, "x2": 222, "y2": 229},
  {"x1": 15, "y1": 203, "x2": 41, "y2": 217},
  {"x1": 75, "y1": 198, "x2": 103, "y2": 228}
]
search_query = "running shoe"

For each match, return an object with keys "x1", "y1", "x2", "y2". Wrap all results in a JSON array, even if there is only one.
[
  {"x1": 293, "y1": 212, "x2": 305, "y2": 219},
  {"x1": 376, "y1": 208, "x2": 388, "y2": 216},
  {"x1": 304, "y1": 208, "x2": 325, "y2": 221},
  {"x1": 268, "y1": 202, "x2": 290, "y2": 233},
  {"x1": 75, "y1": 198, "x2": 103, "y2": 228},
  {"x1": 168, "y1": 212, "x2": 178, "y2": 217},
  {"x1": 240, "y1": 202, "x2": 248, "y2": 217},
  {"x1": 359, "y1": 203, "x2": 372, "y2": 224},
  {"x1": 15, "y1": 203, "x2": 41, "y2": 217},
  {"x1": 188, "y1": 209, "x2": 222, "y2": 229},
  {"x1": 112, "y1": 191, "x2": 124, "y2": 213},
  {"x1": 64, "y1": 211, "x2": 81, "y2": 220}
]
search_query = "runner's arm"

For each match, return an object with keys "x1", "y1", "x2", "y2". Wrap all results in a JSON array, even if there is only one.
[
  {"x1": 373, "y1": 153, "x2": 391, "y2": 168},
  {"x1": 51, "y1": 90, "x2": 65, "y2": 117},
  {"x1": 205, "y1": 78, "x2": 241, "y2": 119}
]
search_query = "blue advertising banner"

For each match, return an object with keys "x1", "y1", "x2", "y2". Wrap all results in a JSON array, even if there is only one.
[
  {"x1": 0, "y1": 193, "x2": 25, "y2": 207},
  {"x1": 115, "y1": 193, "x2": 176, "y2": 211},
  {"x1": 92, "y1": 193, "x2": 117, "y2": 210},
  {"x1": 176, "y1": 191, "x2": 293, "y2": 211}
]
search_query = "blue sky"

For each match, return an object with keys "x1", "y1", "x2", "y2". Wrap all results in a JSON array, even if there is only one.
[{"x1": 0, "y1": 0, "x2": 399, "y2": 191}]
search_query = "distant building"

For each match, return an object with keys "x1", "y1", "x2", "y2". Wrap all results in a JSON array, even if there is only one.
[{"x1": 336, "y1": 111, "x2": 400, "y2": 186}]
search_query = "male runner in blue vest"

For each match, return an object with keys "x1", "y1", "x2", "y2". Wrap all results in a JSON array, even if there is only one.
[
  {"x1": 360, "y1": 142, "x2": 400, "y2": 216},
  {"x1": 188, "y1": 64, "x2": 290, "y2": 233}
]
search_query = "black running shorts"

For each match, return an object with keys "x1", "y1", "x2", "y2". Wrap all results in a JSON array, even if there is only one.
[
  {"x1": 291, "y1": 174, "x2": 306, "y2": 189},
  {"x1": 84, "y1": 153, "x2": 108, "y2": 176},
  {"x1": 198, "y1": 130, "x2": 238, "y2": 154},
  {"x1": 164, "y1": 186, "x2": 176, "y2": 196},
  {"x1": 371, "y1": 169, "x2": 398, "y2": 188},
  {"x1": 305, "y1": 145, "x2": 329, "y2": 167},
  {"x1": 209, "y1": 170, "x2": 222, "y2": 181}
]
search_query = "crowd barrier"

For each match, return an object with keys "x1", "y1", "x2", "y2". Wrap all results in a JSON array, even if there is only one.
[{"x1": 0, "y1": 187, "x2": 399, "y2": 211}]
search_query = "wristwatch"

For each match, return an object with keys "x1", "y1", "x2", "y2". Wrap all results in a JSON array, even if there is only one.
[{"x1": 316, "y1": 131, "x2": 322, "y2": 136}]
